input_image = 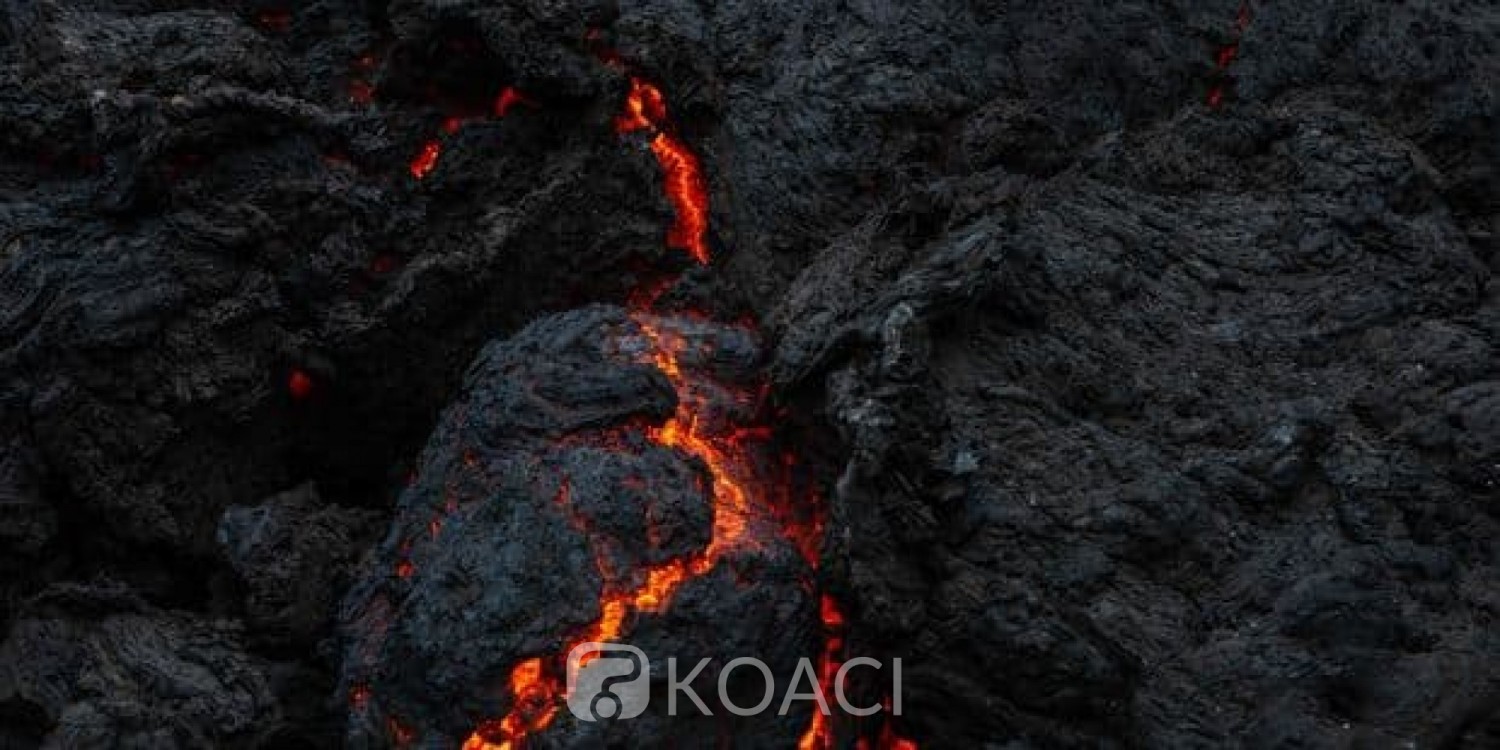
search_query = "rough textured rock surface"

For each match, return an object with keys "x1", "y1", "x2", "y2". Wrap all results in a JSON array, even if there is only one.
[
  {"x1": 219, "y1": 483, "x2": 383, "y2": 650},
  {"x1": 0, "y1": 0, "x2": 1495, "y2": 748},
  {"x1": 0, "y1": 582, "x2": 279, "y2": 749},
  {"x1": 339, "y1": 307, "x2": 816, "y2": 748}
]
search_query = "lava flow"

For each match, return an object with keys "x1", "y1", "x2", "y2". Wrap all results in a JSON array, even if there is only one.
[
  {"x1": 614, "y1": 77, "x2": 712, "y2": 265},
  {"x1": 1207, "y1": 1, "x2": 1252, "y2": 109},
  {"x1": 459, "y1": 57, "x2": 913, "y2": 750},
  {"x1": 409, "y1": 87, "x2": 537, "y2": 180}
]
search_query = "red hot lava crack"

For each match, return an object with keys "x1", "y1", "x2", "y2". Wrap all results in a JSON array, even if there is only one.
[{"x1": 430, "y1": 52, "x2": 914, "y2": 750}]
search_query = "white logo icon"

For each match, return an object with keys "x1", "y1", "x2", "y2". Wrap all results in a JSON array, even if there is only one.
[{"x1": 566, "y1": 642, "x2": 650, "y2": 721}]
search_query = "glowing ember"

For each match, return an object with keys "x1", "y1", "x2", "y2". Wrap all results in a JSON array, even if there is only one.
[
  {"x1": 462, "y1": 658, "x2": 560, "y2": 750},
  {"x1": 1207, "y1": 1, "x2": 1252, "y2": 110},
  {"x1": 388, "y1": 716, "x2": 416, "y2": 745},
  {"x1": 1216, "y1": 43, "x2": 1238, "y2": 68},
  {"x1": 494, "y1": 87, "x2": 534, "y2": 117},
  {"x1": 409, "y1": 141, "x2": 441, "y2": 179},
  {"x1": 349, "y1": 79, "x2": 375, "y2": 105},
  {"x1": 256, "y1": 9, "x2": 291, "y2": 33},
  {"x1": 287, "y1": 369, "x2": 314, "y2": 400},
  {"x1": 798, "y1": 595, "x2": 847, "y2": 750},
  {"x1": 649, "y1": 134, "x2": 712, "y2": 265},
  {"x1": 614, "y1": 78, "x2": 668, "y2": 134},
  {"x1": 614, "y1": 77, "x2": 711, "y2": 265},
  {"x1": 369, "y1": 254, "x2": 399, "y2": 275}
]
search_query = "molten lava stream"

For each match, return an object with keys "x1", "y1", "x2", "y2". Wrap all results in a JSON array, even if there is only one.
[
  {"x1": 463, "y1": 316, "x2": 764, "y2": 750},
  {"x1": 461, "y1": 65, "x2": 911, "y2": 750},
  {"x1": 615, "y1": 77, "x2": 711, "y2": 265}
]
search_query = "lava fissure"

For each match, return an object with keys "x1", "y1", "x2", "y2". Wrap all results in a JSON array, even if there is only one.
[
  {"x1": 1207, "y1": 1, "x2": 1253, "y2": 108},
  {"x1": 456, "y1": 47, "x2": 913, "y2": 750}
]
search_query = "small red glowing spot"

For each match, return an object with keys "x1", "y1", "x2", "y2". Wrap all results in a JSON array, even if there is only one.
[
  {"x1": 349, "y1": 80, "x2": 375, "y2": 105},
  {"x1": 388, "y1": 716, "x2": 416, "y2": 745},
  {"x1": 396, "y1": 559, "x2": 414, "y2": 579},
  {"x1": 442, "y1": 117, "x2": 465, "y2": 134},
  {"x1": 409, "y1": 141, "x2": 441, "y2": 179},
  {"x1": 349, "y1": 683, "x2": 371, "y2": 709},
  {"x1": 1207, "y1": 1, "x2": 1252, "y2": 111},
  {"x1": 494, "y1": 87, "x2": 535, "y2": 117},
  {"x1": 876, "y1": 719, "x2": 919, "y2": 750},
  {"x1": 287, "y1": 369, "x2": 314, "y2": 400},
  {"x1": 1216, "y1": 43, "x2": 1238, "y2": 68},
  {"x1": 256, "y1": 9, "x2": 291, "y2": 33},
  {"x1": 614, "y1": 78, "x2": 669, "y2": 134},
  {"x1": 369, "y1": 254, "x2": 399, "y2": 275}
]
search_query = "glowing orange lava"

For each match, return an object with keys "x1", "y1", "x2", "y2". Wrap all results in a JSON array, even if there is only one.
[
  {"x1": 461, "y1": 314, "x2": 766, "y2": 749},
  {"x1": 462, "y1": 658, "x2": 560, "y2": 750},
  {"x1": 458, "y1": 57, "x2": 908, "y2": 750},
  {"x1": 799, "y1": 595, "x2": 846, "y2": 750},
  {"x1": 614, "y1": 78, "x2": 711, "y2": 265},
  {"x1": 410, "y1": 141, "x2": 441, "y2": 179}
]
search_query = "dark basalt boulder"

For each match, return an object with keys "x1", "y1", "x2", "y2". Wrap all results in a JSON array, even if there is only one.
[
  {"x1": 218, "y1": 483, "x2": 384, "y2": 650},
  {"x1": 0, "y1": 582, "x2": 280, "y2": 749},
  {"x1": 339, "y1": 307, "x2": 816, "y2": 748}
]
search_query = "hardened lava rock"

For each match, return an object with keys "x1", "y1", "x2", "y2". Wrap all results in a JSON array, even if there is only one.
[
  {"x1": 0, "y1": 582, "x2": 280, "y2": 749},
  {"x1": 339, "y1": 307, "x2": 816, "y2": 748}
]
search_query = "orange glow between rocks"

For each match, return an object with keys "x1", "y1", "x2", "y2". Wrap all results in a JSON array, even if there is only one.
[
  {"x1": 615, "y1": 77, "x2": 711, "y2": 265},
  {"x1": 494, "y1": 87, "x2": 534, "y2": 117},
  {"x1": 457, "y1": 52, "x2": 904, "y2": 750},
  {"x1": 799, "y1": 594, "x2": 846, "y2": 750},
  {"x1": 409, "y1": 141, "x2": 441, "y2": 179}
]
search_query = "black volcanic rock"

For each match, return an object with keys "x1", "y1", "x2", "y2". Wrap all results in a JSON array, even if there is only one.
[
  {"x1": 339, "y1": 307, "x2": 816, "y2": 748},
  {"x1": 0, "y1": 0, "x2": 1495, "y2": 748},
  {"x1": 775, "y1": 77, "x2": 1498, "y2": 750},
  {"x1": 0, "y1": 582, "x2": 280, "y2": 749},
  {"x1": 218, "y1": 483, "x2": 383, "y2": 649}
]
